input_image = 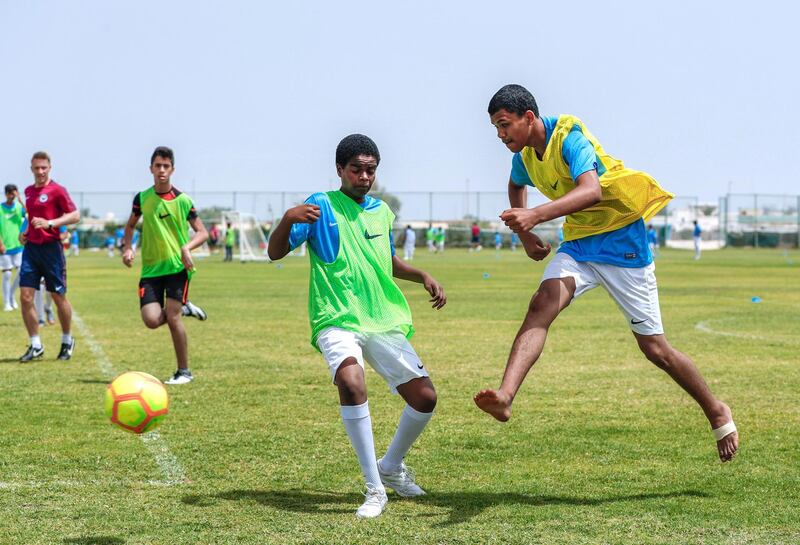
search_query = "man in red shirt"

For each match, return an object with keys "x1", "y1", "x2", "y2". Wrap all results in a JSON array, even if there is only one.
[{"x1": 18, "y1": 151, "x2": 80, "y2": 362}]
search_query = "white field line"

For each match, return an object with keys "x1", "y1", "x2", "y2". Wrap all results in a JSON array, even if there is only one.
[
  {"x1": 695, "y1": 320, "x2": 799, "y2": 345},
  {"x1": 72, "y1": 311, "x2": 188, "y2": 485}
]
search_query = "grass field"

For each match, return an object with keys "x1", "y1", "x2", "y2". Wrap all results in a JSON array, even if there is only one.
[{"x1": 0, "y1": 247, "x2": 798, "y2": 545}]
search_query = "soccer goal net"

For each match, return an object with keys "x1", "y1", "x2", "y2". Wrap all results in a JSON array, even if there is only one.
[{"x1": 221, "y1": 211, "x2": 270, "y2": 262}]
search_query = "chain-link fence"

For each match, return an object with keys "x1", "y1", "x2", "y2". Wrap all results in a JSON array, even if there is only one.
[{"x1": 68, "y1": 190, "x2": 800, "y2": 249}]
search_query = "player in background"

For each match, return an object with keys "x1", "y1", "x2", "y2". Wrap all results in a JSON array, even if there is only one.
[
  {"x1": 474, "y1": 85, "x2": 738, "y2": 463},
  {"x1": 268, "y1": 134, "x2": 446, "y2": 519},
  {"x1": 510, "y1": 231, "x2": 519, "y2": 251},
  {"x1": 470, "y1": 222, "x2": 482, "y2": 252},
  {"x1": 693, "y1": 220, "x2": 702, "y2": 260},
  {"x1": 1, "y1": 184, "x2": 26, "y2": 311},
  {"x1": 425, "y1": 224, "x2": 436, "y2": 252},
  {"x1": 403, "y1": 224, "x2": 416, "y2": 261},
  {"x1": 435, "y1": 227, "x2": 445, "y2": 253},
  {"x1": 494, "y1": 231, "x2": 502, "y2": 250},
  {"x1": 18, "y1": 151, "x2": 80, "y2": 362},
  {"x1": 208, "y1": 222, "x2": 220, "y2": 254},
  {"x1": 224, "y1": 222, "x2": 234, "y2": 262},
  {"x1": 69, "y1": 228, "x2": 80, "y2": 257},
  {"x1": 647, "y1": 224, "x2": 659, "y2": 258},
  {"x1": 121, "y1": 147, "x2": 208, "y2": 385}
]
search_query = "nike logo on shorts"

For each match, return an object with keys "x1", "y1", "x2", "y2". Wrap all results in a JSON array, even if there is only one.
[
  {"x1": 364, "y1": 229, "x2": 382, "y2": 240},
  {"x1": 417, "y1": 363, "x2": 424, "y2": 369},
  {"x1": 631, "y1": 318, "x2": 647, "y2": 325},
  {"x1": 550, "y1": 180, "x2": 559, "y2": 190},
  {"x1": 159, "y1": 213, "x2": 170, "y2": 219}
]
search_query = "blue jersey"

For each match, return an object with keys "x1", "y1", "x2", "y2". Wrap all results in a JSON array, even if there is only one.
[
  {"x1": 288, "y1": 192, "x2": 395, "y2": 264},
  {"x1": 494, "y1": 233, "x2": 502, "y2": 245},
  {"x1": 509, "y1": 115, "x2": 651, "y2": 268},
  {"x1": 694, "y1": 224, "x2": 702, "y2": 237},
  {"x1": 647, "y1": 229, "x2": 658, "y2": 245}
]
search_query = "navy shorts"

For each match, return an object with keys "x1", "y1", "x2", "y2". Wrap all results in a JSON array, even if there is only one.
[{"x1": 19, "y1": 241, "x2": 68, "y2": 294}]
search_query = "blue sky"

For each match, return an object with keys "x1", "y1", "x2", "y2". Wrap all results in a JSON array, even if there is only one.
[{"x1": 1, "y1": 0, "x2": 798, "y2": 208}]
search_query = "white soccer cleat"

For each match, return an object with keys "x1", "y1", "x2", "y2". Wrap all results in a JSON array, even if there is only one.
[
  {"x1": 164, "y1": 370, "x2": 194, "y2": 385},
  {"x1": 3, "y1": 304, "x2": 13, "y2": 312},
  {"x1": 377, "y1": 458, "x2": 426, "y2": 497},
  {"x1": 356, "y1": 484, "x2": 388, "y2": 519}
]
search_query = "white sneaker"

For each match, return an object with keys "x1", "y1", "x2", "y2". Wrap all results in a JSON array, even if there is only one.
[
  {"x1": 356, "y1": 484, "x2": 387, "y2": 519},
  {"x1": 164, "y1": 370, "x2": 194, "y2": 385},
  {"x1": 11, "y1": 299, "x2": 18, "y2": 309},
  {"x1": 377, "y1": 458, "x2": 426, "y2": 497},
  {"x1": 3, "y1": 304, "x2": 12, "y2": 312}
]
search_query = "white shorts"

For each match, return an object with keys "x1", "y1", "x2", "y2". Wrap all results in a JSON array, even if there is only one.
[
  {"x1": 316, "y1": 327, "x2": 429, "y2": 394},
  {"x1": 0, "y1": 252, "x2": 23, "y2": 270},
  {"x1": 542, "y1": 252, "x2": 664, "y2": 336}
]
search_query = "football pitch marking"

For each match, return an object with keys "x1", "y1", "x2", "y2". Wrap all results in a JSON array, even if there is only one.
[
  {"x1": 72, "y1": 311, "x2": 188, "y2": 486},
  {"x1": 695, "y1": 320, "x2": 799, "y2": 346}
]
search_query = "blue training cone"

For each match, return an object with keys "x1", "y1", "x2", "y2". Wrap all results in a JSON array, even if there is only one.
[{"x1": 751, "y1": 296, "x2": 761, "y2": 303}]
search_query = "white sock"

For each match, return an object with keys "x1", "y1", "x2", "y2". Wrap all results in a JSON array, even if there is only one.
[
  {"x1": 340, "y1": 401, "x2": 384, "y2": 492},
  {"x1": 2, "y1": 270, "x2": 10, "y2": 305},
  {"x1": 34, "y1": 289, "x2": 44, "y2": 320},
  {"x1": 381, "y1": 404, "x2": 434, "y2": 472},
  {"x1": 30, "y1": 335, "x2": 42, "y2": 349},
  {"x1": 62, "y1": 333, "x2": 72, "y2": 344}
]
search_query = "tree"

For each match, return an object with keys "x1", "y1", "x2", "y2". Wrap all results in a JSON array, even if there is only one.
[{"x1": 371, "y1": 181, "x2": 402, "y2": 216}]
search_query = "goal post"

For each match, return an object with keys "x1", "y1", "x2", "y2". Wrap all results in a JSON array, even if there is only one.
[{"x1": 221, "y1": 211, "x2": 271, "y2": 262}]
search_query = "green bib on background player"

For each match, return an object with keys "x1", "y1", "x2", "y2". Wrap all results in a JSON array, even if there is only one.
[
  {"x1": 308, "y1": 191, "x2": 413, "y2": 347},
  {"x1": 0, "y1": 202, "x2": 25, "y2": 251},
  {"x1": 139, "y1": 187, "x2": 194, "y2": 279}
]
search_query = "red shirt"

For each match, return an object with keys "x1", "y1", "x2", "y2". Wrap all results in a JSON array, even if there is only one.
[
  {"x1": 471, "y1": 225, "x2": 480, "y2": 237},
  {"x1": 24, "y1": 180, "x2": 77, "y2": 245}
]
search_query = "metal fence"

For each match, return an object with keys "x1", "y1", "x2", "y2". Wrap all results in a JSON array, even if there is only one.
[{"x1": 70, "y1": 190, "x2": 800, "y2": 248}]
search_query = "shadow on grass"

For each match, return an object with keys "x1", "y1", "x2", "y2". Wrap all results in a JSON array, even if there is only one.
[
  {"x1": 77, "y1": 379, "x2": 110, "y2": 384},
  {"x1": 182, "y1": 488, "x2": 711, "y2": 526},
  {"x1": 63, "y1": 537, "x2": 125, "y2": 545},
  {"x1": 0, "y1": 358, "x2": 21, "y2": 363}
]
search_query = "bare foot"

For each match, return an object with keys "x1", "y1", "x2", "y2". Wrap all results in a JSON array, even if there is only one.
[
  {"x1": 711, "y1": 401, "x2": 739, "y2": 462},
  {"x1": 474, "y1": 389, "x2": 512, "y2": 422}
]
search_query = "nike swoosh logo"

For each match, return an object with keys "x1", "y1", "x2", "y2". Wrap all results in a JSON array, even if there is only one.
[
  {"x1": 550, "y1": 180, "x2": 559, "y2": 191},
  {"x1": 630, "y1": 318, "x2": 647, "y2": 325},
  {"x1": 417, "y1": 363, "x2": 424, "y2": 369},
  {"x1": 329, "y1": 222, "x2": 337, "y2": 227},
  {"x1": 158, "y1": 213, "x2": 170, "y2": 219},
  {"x1": 364, "y1": 229, "x2": 382, "y2": 240}
]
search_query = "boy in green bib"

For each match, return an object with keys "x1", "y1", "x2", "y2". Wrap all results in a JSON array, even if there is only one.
[
  {"x1": 121, "y1": 147, "x2": 209, "y2": 385},
  {"x1": 269, "y1": 134, "x2": 447, "y2": 519}
]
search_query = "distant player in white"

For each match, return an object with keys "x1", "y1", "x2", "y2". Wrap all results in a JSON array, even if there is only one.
[
  {"x1": 403, "y1": 224, "x2": 416, "y2": 261},
  {"x1": 693, "y1": 220, "x2": 702, "y2": 260}
]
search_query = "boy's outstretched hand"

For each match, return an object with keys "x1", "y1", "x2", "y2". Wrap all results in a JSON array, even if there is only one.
[{"x1": 423, "y1": 273, "x2": 446, "y2": 309}]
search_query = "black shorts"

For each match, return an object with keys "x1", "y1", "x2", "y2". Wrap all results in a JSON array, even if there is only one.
[{"x1": 139, "y1": 270, "x2": 189, "y2": 308}]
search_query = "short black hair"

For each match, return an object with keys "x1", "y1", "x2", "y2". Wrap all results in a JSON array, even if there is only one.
[
  {"x1": 151, "y1": 146, "x2": 175, "y2": 166},
  {"x1": 4, "y1": 184, "x2": 17, "y2": 193},
  {"x1": 488, "y1": 84, "x2": 539, "y2": 118},
  {"x1": 336, "y1": 134, "x2": 380, "y2": 167}
]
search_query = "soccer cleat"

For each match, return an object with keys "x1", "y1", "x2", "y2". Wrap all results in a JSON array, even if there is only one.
[
  {"x1": 20, "y1": 345, "x2": 44, "y2": 363},
  {"x1": 57, "y1": 338, "x2": 75, "y2": 361},
  {"x1": 377, "y1": 458, "x2": 426, "y2": 497},
  {"x1": 356, "y1": 484, "x2": 388, "y2": 519},
  {"x1": 182, "y1": 301, "x2": 207, "y2": 321},
  {"x1": 3, "y1": 304, "x2": 12, "y2": 312},
  {"x1": 165, "y1": 370, "x2": 194, "y2": 385}
]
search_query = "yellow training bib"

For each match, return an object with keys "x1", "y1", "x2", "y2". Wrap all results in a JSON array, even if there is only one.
[{"x1": 521, "y1": 115, "x2": 673, "y2": 241}]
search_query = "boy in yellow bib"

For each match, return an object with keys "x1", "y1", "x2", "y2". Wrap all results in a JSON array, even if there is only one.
[{"x1": 474, "y1": 85, "x2": 738, "y2": 462}]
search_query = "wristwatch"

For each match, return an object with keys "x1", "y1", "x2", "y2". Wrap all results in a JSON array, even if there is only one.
[{"x1": 47, "y1": 220, "x2": 54, "y2": 229}]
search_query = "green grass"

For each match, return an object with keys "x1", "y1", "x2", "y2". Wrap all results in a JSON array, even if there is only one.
[{"x1": 0, "y1": 248, "x2": 798, "y2": 544}]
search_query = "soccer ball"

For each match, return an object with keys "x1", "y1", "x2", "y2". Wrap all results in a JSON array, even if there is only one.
[{"x1": 105, "y1": 372, "x2": 169, "y2": 434}]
